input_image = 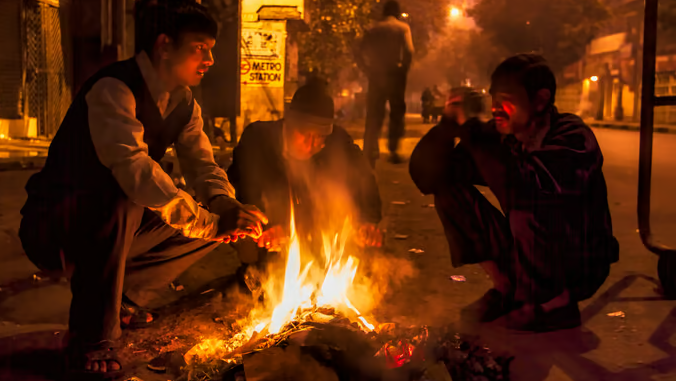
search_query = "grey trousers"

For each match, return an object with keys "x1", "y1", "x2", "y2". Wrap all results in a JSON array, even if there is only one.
[{"x1": 20, "y1": 191, "x2": 219, "y2": 342}]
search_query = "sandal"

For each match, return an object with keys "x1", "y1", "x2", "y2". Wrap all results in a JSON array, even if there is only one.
[
  {"x1": 120, "y1": 294, "x2": 158, "y2": 329},
  {"x1": 65, "y1": 339, "x2": 124, "y2": 380}
]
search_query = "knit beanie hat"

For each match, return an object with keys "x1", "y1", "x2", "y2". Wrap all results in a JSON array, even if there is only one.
[{"x1": 286, "y1": 78, "x2": 334, "y2": 135}]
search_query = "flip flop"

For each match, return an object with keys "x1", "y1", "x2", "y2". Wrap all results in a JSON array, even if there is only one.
[{"x1": 120, "y1": 295, "x2": 158, "y2": 329}]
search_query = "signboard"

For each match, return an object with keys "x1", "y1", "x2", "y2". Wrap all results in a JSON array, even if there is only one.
[
  {"x1": 590, "y1": 33, "x2": 627, "y2": 56},
  {"x1": 240, "y1": 58, "x2": 284, "y2": 87},
  {"x1": 241, "y1": 29, "x2": 285, "y2": 87}
]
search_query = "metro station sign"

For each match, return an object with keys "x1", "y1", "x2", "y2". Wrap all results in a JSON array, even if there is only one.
[{"x1": 240, "y1": 28, "x2": 285, "y2": 88}]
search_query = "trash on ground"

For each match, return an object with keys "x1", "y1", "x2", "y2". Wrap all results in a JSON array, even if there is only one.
[
  {"x1": 607, "y1": 311, "x2": 625, "y2": 318},
  {"x1": 391, "y1": 201, "x2": 407, "y2": 205},
  {"x1": 175, "y1": 285, "x2": 185, "y2": 291},
  {"x1": 201, "y1": 289, "x2": 215, "y2": 295},
  {"x1": 422, "y1": 204, "x2": 435, "y2": 208},
  {"x1": 450, "y1": 275, "x2": 467, "y2": 282},
  {"x1": 409, "y1": 248, "x2": 425, "y2": 254},
  {"x1": 394, "y1": 234, "x2": 409, "y2": 240},
  {"x1": 147, "y1": 355, "x2": 167, "y2": 373}
]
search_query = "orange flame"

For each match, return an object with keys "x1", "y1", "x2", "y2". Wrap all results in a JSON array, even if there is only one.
[
  {"x1": 186, "y1": 205, "x2": 376, "y2": 364},
  {"x1": 266, "y1": 208, "x2": 375, "y2": 333}
]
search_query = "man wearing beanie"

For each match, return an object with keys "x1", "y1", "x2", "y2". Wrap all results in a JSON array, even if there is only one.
[{"x1": 227, "y1": 81, "x2": 383, "y2": 279}]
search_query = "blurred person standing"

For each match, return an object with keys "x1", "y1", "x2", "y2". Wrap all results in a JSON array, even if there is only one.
[
  {"x1": 431, "y1": 84, "x2": 446, "y2": 123},
  {"x1": 357, "y1": 0, "x2": 414, "y2": 167},
  {"x1": 421, "y1": 87, "x2": 434, "y2": 123}
]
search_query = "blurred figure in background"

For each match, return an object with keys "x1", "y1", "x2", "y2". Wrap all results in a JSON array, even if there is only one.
[
  {"x1": 213, "y1": 123, "x2": 231, "y2": 168},
  {"x1": 357, "y1": 0, "x2": 414, "y2": 167},
  {"x1": 431, "y1": 84, "x2": 446, "y2": 123},
  {"x1": 421, "y1": 87, "x2": 434, "y2": 123}
]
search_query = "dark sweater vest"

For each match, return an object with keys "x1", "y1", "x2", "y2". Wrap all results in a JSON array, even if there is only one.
[{"x1": 23, "y1": 58, "x2": 194, "y2": 207}]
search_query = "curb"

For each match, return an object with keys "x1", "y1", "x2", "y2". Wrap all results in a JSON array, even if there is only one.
[
  {"x1": 0, "y1": 123, "x2": 672, "y2": 171},
  {"x1": 588, "y1": 122, "x2": 675, "y2": 134},
  {"x1": 0, "y1": 157, "x2": 46, "y2": 172}
]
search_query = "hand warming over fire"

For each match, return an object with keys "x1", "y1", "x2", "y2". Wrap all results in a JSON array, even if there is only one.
[
  {"x1": 356, "y1": 223, "x2": 383, "y2": 248},
  {"x1": 210, "y1": 196, "x2": 269, "y2": 244},
  {"x1": 254, "y1": 225, "x2": 287, "y2": 252}
]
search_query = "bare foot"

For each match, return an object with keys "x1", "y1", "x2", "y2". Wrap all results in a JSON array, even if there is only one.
[{"x1": 84, "y1": 359, "x2": 122, "y2": 373}]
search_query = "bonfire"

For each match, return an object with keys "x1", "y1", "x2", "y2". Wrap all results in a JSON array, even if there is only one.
[{"x1": 176, "y1": 209, "x2": 512, "y2": 381}]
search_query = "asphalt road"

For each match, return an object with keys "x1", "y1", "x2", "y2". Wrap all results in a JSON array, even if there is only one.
[{"x1": 0, "y1": 125, "x2": 674, "y2": 381}]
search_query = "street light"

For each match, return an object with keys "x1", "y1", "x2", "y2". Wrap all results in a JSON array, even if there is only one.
[
  {"x1": 450, "y1": 6, "x2": 461, "y2": 18},
  {"x1": 590, "y1": 75, "x2": 599, "y2": 82}
]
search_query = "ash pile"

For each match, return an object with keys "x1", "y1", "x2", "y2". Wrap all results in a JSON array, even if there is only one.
[{"x1": 180, "y1": 310, "x2": 513, "y2": 381}]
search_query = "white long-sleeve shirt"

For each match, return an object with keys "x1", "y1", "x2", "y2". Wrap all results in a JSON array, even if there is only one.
[{"x1": 84, "y1": 52, "x2": 234, "y2": 239}]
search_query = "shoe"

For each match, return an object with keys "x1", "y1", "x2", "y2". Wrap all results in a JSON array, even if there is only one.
[
  {"x1": 505, "y1": 303, "x2": 581, "y2": 332},
  {"x1": 120, "y1": 294, "x2": 157, "y2": 329},
  {"x1": 387, "y1": 153, "x2": 404, "y2": 164},
  {"x1": 461, "y1": 288, "x2": 517, "y2": 323},
  {"x1": 236, "y1": 264, "x2": 264, "y2": 301}
]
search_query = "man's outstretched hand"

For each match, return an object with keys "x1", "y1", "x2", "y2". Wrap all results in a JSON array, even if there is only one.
[
  {"x1": 356, "y1": 223, "x2": 383, "y2": 248},
  {"x1": 254, "y1": 225, "x2": 288, "y2": 252},
  {"x1": 209, "y1": 196, "x2": 268, "y2": 244}
]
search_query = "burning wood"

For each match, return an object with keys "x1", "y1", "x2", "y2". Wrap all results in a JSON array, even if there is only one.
[
  {"x1": 177, "y1": 208, "x2": 512, "y2": 380},
  {"x1": 180, "y1": 319, "x2": 512, "y2": 381}
]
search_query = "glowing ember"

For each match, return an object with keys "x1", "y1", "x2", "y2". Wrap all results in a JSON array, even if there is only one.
[
  {"x1": 187, "y1": 207, "x2": 376, "y2": 364},
  {"x1": 382, "y1": 340, "x2": 416, "y2": 368}
]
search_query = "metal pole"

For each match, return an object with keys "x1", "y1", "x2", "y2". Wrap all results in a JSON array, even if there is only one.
[
  {"x1": 231, "y1": 0, "x2": 242, "y2": 144},
  {"x1": 637, "y1": 0, "x2": 673, "y2": 256}
]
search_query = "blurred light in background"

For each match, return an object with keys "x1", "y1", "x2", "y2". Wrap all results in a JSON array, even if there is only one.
[
  {"x1": 401, "y1": 12, "x2": 409, "y2": 19},
  {"x1": 450, "y1": 7, "x2": 461, "y2": 18},
  {"x1": 590, "y1": 75, "x2": 599, "y2": 82}
]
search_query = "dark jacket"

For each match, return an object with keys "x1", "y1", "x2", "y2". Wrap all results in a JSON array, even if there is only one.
[
  {"x1": 19, "y1": 58, "x2": 194, "y2": 271},
  {"x1": 23, "y1": 58, "x2": 193, "y2": 203},
  {"x1": 410, "y1": 109, "x2": 619, "y2": 269},
  {"x1": 227, "y1": 120, "x2": 381, "y2": 236}
]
